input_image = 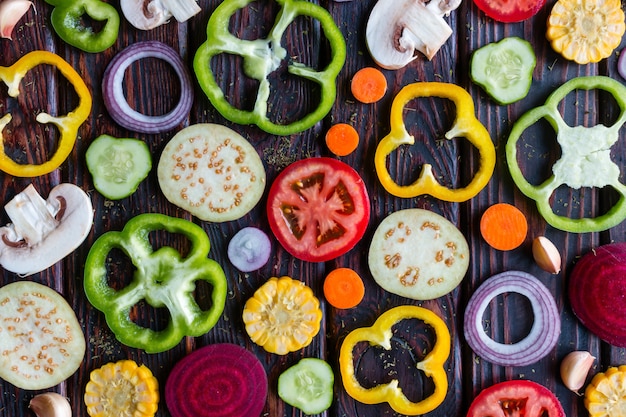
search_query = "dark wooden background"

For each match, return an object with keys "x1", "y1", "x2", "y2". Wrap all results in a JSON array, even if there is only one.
[{"x1": 2, "y1": 0, "x2": 626, "y2": 415}]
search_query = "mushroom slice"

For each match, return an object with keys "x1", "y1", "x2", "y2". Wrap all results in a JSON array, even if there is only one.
[
  {"x1": 366, "y1": 0, "x2": 461, "y2": 68},
  {"x1": 121, "y1": 0, "x2": 200, "y2": 30},
  {"x1": 0, "y1": 183, "x2": 93, "y2": 276}
]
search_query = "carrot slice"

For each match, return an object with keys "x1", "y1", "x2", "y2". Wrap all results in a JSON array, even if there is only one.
[
  {"x1": 323, "y1": 267, "x2": 365, "y2": 309},
  {"x1": 325, "y1": 123, "x2": 359, "y2": 156},
  {"x1": 351, "y1": 67, "x2": 387, "y2": 103},
  {"x1": 480, "y1": 203, "x2": 528, "y2": 251}
]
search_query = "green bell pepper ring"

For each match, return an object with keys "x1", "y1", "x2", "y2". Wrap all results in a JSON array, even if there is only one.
[
  {"x1": 506, "y1": 76, "x2": 626, "y2": 233},
  {"x1": 84, "y1": 213, "x2": 228, "y2": 353},
  {"x1": 45, "y1": 0, "x2": 119, "y2": 53},
  {"x1": 193, "y1": 0, "x2": 346, "y2": 136}
]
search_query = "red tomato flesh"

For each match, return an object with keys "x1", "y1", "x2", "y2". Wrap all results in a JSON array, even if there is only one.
[
  {"x1": 467, "y1": 380, "x2": 565, "y2": 417},
  {"x1": 267, "y1": 157, "x2": 370, "y2": 262},
  {"x1": 473, "y1": 0, "x2": 546, "y2": 22}
]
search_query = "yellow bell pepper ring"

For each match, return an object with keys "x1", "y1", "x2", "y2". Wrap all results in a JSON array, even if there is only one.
[
  {"x1": 374, "y1": 82, "x2": 495, "y2": 202},
  {"x1": 0, "y1": 50, "x2": 92, "y2": 177},
  {"x1": 339, "y1": 305, "x2": 451, "y2": 415}
]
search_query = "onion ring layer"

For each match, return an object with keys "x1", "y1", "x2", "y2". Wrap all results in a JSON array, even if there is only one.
[
  {"x1": 102, "y1": 40, "x2": 193, "y2": 133},
  {"x1": 463, "y1": 270, "x2": 560, "y2": 366}
]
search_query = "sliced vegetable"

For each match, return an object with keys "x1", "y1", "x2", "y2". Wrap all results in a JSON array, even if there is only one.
[
  {"x1": 0, "y1": 0, "x2": 33, "y2": 39},
  {"x1": 464, "y1": 270, "x2": 560, "y2": 366},
  {"x1": 473, "y1": 0, "x2": 546, "y2": 22},
  {"x1": 339, "y1": 305, "x2": 450, "y2": 415},
  {"x1": 84, "y1": 360, "x2": 159, "y2": 417},
  {"x1": 227, "y1": 226, "x2": 271, "y2": 272},
  {"x1": 0, "y1": 281, "x2": 85, "y2": 390},
  {"x1": 0, "y1": 50, "x2": 92, "y2": 177},
  {"x1": 323, "y1": 267, "x2": 365, "y2": 309},
  {"x1": 467, "y1": 380, "x2": 565, "y2": 417},
  {"x1": 243, "y1": 276, "x2": 322, "y2": 355},
  {"x1": 506, "y1": 76, "x2": 626, "y2": 232},
  {"x1": 618, "y1": 48, "x2": 626, "y2": 80},
  {"x1": 0, "y1": 183, "x2": 93, "y2": 276},
  {"x1": 121, "y1": 0, "x2": 200, "y2": 30},
  {"x1": 568, "y1": 243, "x2": 626, "y2": 347},
  {"x1": 470, "y1": 37, "x2": 536, "y2": 105},
  {"x1": 44, "y1": 0, "x2": 119, "y2": 53},
  {"x1": 193, "y1": 0, "x2": 346, "y2": 135},
  {"x1": 83, "y1": 213, "x2": 228, "y2": 353},
  {"x1": 325, "y1": 123, "x2": 360, "y2": 157},
  {"x1": 102, "y1": 41, "x2": 193, "y2": 134},
  {"x1": 86, "y1": 134, "x2": 152, "y2": 200},
  {"x1": 368, "y1": 208, "x2": 469, "y2": 300},
  {"x1": 266, "y1": 157, "x2": 370, "y2": 262},
  {"x1": 366, "y1": 0, "x2": 461, "y2": 67},
  {"x1": 375, "y1": 82, "x2": 495, "y2": 201},
  {"x1": 165, "y1": 343, "x2": 267, "y2": 417},
  {"x1": 350, "y1": 67, "x2": 387, "y2": 103},
  {"x1": 584, "y1": 365, "x2": 626, "y2": 417},
  {"x1": 479, "y1": 203, "x2": 528, "y2": 251},
  {"x1": 278, "y1": 358, "x2": 334, "y2": 414},
  {"x1": 547, "y1": 0, "x2": 625, "y2": 64},
  {"x1": 158, "y1": 123, "x2": 266, "y2": 222}
]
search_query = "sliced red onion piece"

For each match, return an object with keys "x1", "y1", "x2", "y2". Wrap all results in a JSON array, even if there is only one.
[
  {"x1": 165, "y1": 343, "x2": 267, "y2": 417},
  {"x1": 618, "y1": 48, "x2": 626, "y2": 80},
  {"x1": 463, "y1": 270, "x2": 560, "y2": 367},
  {"x1": 227, "y1": 226, "x2": 271, "y2": 272},
  {"x1": 102, "y1": 40, "x2": 193, "y2": 134}
]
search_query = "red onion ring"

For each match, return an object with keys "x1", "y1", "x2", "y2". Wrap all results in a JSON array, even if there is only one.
[
  {"x1": 463, "y1": 270, "x2": 560, "y2": 366},
  {"x1": 102, "y1": 40, "x2": 193, "y2": 134}
]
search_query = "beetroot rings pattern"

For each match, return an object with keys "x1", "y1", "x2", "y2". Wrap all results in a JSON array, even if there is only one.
[
  {"x1": 165, "y1": 343, "x2": 267, "y2": 417},
  {"x1": 569, "y1": 242, "x2": 626, "y2": 347}
]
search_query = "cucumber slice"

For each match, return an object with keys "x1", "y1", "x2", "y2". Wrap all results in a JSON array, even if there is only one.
[
  {"x1": 278, "y1": 358, "x2": 334, "y2": 414},
  {"x1": 86, "y1": 134, "x2": 152, "y2": 200},
  {"x1": 470, "y1": 37, "x2": 536, "y2": 105}
]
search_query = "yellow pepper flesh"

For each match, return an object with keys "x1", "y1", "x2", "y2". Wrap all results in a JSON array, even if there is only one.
[
  {"x1": 374, "y1": 82, "x2": 495, "y2": 202},
  {"x1": 0, "y1": 50, "x2": 92, "y2": 177},
  {"x1": 339, "y1": 305, "x2": 451, "y2": 415}
]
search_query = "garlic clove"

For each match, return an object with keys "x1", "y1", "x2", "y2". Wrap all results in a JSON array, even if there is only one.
[
  {"x1": 0, "y1": 0, "x2": 33, "y2": 40},
  {"x1": 29, "y1": 393, "x2": 72, "y2": 417},
  {"x1": 560, "y1": 350, "x2": 595, "y2": 393},
  {"x1": 532, "y1": 236, "x2": 562, "y2": 274}
]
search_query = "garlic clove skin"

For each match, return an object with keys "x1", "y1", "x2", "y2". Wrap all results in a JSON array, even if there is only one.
[
  {"x1": 0, "y1": 0, "x2": 33, "y2": 39},
  {"x1": 560, "y1": 350, "x2": 596, "y2": 393},
  {"x1": 532, "y1": 236, "x2": 562, "y2": 274},
  {"x1": 29, "y1": 393, "x2": 72, "y2": 417}
]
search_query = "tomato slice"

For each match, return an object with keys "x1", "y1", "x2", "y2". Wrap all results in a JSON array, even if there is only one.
[
  {"x1": 266, "y1": 157, "x2": 370, "y2": 262},
  {"x1": 473, "y1": 0, "x2": 546, "y2": 22},
  {"x1": 467, "y1": 380, "x2": 565, "y2": 417}
]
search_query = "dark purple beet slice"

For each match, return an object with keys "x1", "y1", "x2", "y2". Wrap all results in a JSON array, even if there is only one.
[
  {"x1": 165, "y1": 343, "x2": 268, "y2": 417},
  {"x1": 569, "y1": 242, "x2": 626, "y2": 347}
]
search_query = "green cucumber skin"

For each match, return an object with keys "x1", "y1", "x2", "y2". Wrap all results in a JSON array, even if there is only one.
[{"x1": 277, "y1": 358, "x2": 334, "y2": 414}]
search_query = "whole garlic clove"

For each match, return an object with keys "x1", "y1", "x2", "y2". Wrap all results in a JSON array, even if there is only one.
[
  {"x1": 29, "y1": 393, "x2": 72, "y2": 417},
  {"x1": 532, "y1": 236, "x2": 562, "y2": 274},
  {"x1": 0, "y1": 0, "x2": 33, "y2": 39},
  {"x1": 560, "y1": 350, "x2": 595, "y2": 393}
]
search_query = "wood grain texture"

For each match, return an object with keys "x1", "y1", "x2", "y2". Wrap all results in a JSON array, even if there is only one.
[{"x1": 2, "y1": 0, "x2": 626, "y2": 416}]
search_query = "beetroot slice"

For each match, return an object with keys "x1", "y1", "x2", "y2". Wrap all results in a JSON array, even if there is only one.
[
  {"x1": 569, "y1": 243, "x2": 626, "y2": 347},
  {"x1": 165, "y1": 343, "x2": 268, "y2": 417}
]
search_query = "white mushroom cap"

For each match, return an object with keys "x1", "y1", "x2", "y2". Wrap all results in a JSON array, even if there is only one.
[{"x1": 0, "y1": 183, "x2": 94, "y2": 276}]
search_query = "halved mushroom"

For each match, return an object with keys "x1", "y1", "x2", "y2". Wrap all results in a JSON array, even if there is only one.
[
  {"x1": 366, "y1": 0, "x2": 462, "y2": 69},
  {"x1": 0, "y1": 183, "x2": 93, "y2": 276},
  {"x1": 121, "y1": 0, "x2": 200, "y2": 30}
]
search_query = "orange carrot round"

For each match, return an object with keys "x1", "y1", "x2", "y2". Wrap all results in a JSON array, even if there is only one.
[
  {"x1": 351, "y1": 67, "x2": 387, "y2": 104},
  {"x1": 323, "y1": 267, "x2": 365, "y2": 309},
  {"x1": 325, "y1": 123, "x2": 359, "y2": 156},
  {"x1": 480, "y1": 203, "x2": 528, "y2": 251}
]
